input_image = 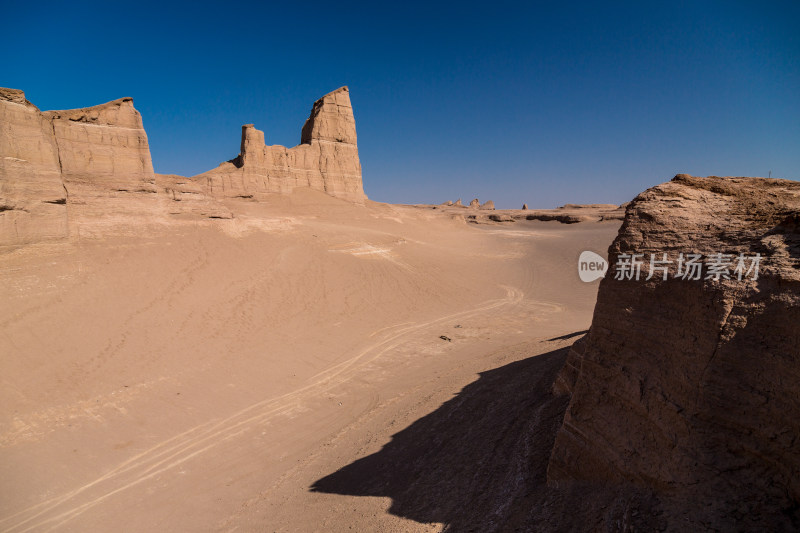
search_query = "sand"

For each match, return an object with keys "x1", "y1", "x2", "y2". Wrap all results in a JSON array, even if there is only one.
[{"x1": 0, "y1": 189, "x2": 619, "y2": 532}]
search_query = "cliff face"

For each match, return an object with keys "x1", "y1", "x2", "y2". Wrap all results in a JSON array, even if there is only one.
[
  {"x1": 197, "y1": 86, "x2": 365, "y2": 203},
  {"x1": 548, "y1": 175, "x2": 800, "y2": 528},
  {"x1": 0, "y1": 89, "x2": 158, "y2": 244},
  {"x1": 0, "y1": 86, "x2": 366, "y2": 247},
  {"x1": 43, "y1": 97, "x2": 155, "y2": 185},
  {"x1": 0, "y1": 88, "x2": 68, "y2": 245}
]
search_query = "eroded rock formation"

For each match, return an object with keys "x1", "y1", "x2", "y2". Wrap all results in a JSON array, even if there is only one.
[
  {"x1": 196, "y1": 87, "x2": 365, "y2": 203},
  {"x1": 549, "y1": 174, "x2": 800, "y2": 529},
  {"x1": 0, "y1": 88, "x2": 68, "y2": 245},
  {"x1": 1, "y1": 86, "x2": 366, "y2": 246},
  {"x1": 0, "y1": 89, "x2": 159, "y2": 244}
]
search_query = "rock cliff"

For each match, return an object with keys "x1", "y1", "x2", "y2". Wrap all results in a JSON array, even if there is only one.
[
  {"x1": 196, "y1": 86, "x2": 365, "y2": 203},
  {"x1": 0, "y1": 88, "x2": 68, "y2": 245},
  {"x1": 548, "y1": 174, "x2": 800, "y2": 529},
  {"x1": 0, "y1": 89, "x2": 157, "y2": 244},
  {"x1": 0, "y1": 86, "x2": 366, "y2": 246}
]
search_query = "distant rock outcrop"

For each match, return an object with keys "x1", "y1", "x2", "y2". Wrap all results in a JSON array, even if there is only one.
[
  {"x1": 469, "y1": 198, "x2": 480, "y2": 208},
  {"x1": 480, "y1": 200, "x2": 495, "y2": 210},
  {"x1": 196, "y1": 87, "x2": 365, "y2": 203},
  {"x1": 548, "y1": 174, "x2": 800, "y2": 529},
  {"x1": 522, "y1": 203, "x2": 528, "y2": 210}
]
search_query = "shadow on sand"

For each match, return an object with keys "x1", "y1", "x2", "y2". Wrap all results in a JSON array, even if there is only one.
[
  {"x1": 311, "y1": 345, "x2": 585, "y2": 531},
  {"x1": 311, "y1": 340, "x2": 663, "y2": 531}
]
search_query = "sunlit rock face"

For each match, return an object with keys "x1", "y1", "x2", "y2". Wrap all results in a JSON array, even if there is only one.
[
  {"x1": 197, "y1": 86, "x2": 365, "y2": 203},
  {"x1": 1, "y1": 86, "x2": 366, "y2": 247},
  {"x1": 549, "y1": 174, "x2": 800, "y2": 530}
]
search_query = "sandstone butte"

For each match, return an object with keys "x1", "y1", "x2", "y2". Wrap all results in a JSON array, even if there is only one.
[
  {"x1": 547, "y1": 174, "x2": 800, "y2": 530},
  {"x1": 0, "y1": 86, "x2": 365, "y2": 247}
]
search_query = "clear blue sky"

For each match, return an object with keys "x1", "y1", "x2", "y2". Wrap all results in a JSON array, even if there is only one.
[{"x1": 3, "y1": 1, "x2": 798, "y2": 208}]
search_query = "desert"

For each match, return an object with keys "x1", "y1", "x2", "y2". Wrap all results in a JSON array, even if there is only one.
[
  {"x1": 3, "y1": 83, "x2": 798, "y2": 532},
  {"x1": 2, "y1": 3, "x2": 799, "y2": 532}
]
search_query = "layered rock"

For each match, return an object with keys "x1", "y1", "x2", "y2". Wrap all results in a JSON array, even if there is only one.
[
  {"x1": 1, "y1": 86, "x2": 367, "y2": 246},
  {"x1": 43, "y1": 97, "x2": 155, "y2": 188},
  {"x1": 548, "y1": 175, "x2": 800, "y2": 529},
  {"x1": 0, "y1": 89, "x2": 158, "y2": 244},
  {"x1": 197, "y1": 86, "x2": 365, "y2": 203},
  {"x1": 0, "y1": 88, "x2": 68, "y2": 245},
  {"x1": 45, "y1": 97, "x2": 158, "y2": 228}
]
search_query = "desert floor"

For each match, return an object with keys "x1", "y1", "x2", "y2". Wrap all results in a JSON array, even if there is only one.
[{"x1": 0, "y1": 190, "x2": 619, "y2": 532}]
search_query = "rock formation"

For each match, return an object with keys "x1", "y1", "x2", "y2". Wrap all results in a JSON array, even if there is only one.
[
  {"x1": 548, "y1": 174, "x2": 800, "y2": 529},
  {"x1": 196, "y1": 87, "x2": 365, "y2": 203},
  {"x1": 1, "y1": 86, "x2": 366, "y2": 246},
  {"x1": 0, "y1": 88, "x2": 68, "y2": 245},
  {"x1": 469, "y1": 198, "x2": 480, "y2": 208},
  {"x1": 522, "y1": 203, "x2": 528, "y2": 210},
  {"x1": 454, "y1": 199, "x2": 463, "y2": 206},
  {"x1": 1, "y1": 89, "x2": 161, "y2": 245},
  {"x1": 431, "y1": 202, "x2": 624, "y2": 225}
]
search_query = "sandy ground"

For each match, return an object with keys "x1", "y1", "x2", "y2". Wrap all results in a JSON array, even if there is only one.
[{"x1": 0, "y1": 189, "x2": 619, "y2": 532}]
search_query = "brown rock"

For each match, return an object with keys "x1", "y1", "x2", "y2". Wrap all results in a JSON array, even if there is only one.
[
  {"x1": 43, "y1": 96, "x2": 158, "y2": 228},
  {"x1": 522, "y1": 203, "x2": 528, "y2": 210},
  {"x1": 156, "y1": 174, "x2": 232, "y2": 219},
  {"x1": 43, "y1": 97, "x2": 155, "y2": 187},
  {"x1": 480, "y1": 200, "x2": 495, "y2": 210},
  {"x1": 454, "y1": 199, "x2": 463, "y2": 206},
  {"x1": 0, "y1": 88, "x2": 68, "y2": 245},
  {"x1": 197, "y1": 87, "x2": 365, "y2": 203},
  {"x1": 1, "y1": 86, "x2": 371, "y2": 247},
  {"x1": 548, "y1": 174, "x2": 800, "y2": 529},
  {"x1": 469, "y1": 198, "x2": 480, "y2": 208}
]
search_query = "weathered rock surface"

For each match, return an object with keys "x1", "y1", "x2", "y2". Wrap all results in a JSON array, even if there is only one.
[
  {"x1": 47, "y1": 96, "x2": 158, "y2": 229},
  {"x1": 196, "y1": 87, "x2": 365, "y2": 203},
  {"x1": 155, "y1": 174, "x2": 232, "y2": 219},
  {"x1": 43, "y1": 97, "x2": 155, "y2": 188},
  {"x1": 0, "y1": 88, "x2": 68, "y2": 245},
  {"x1": 469, "y1": 198, "x2": 480, "y2": 208},
  {"x1": 1, "y1": 86, "x2": 367, "y2": 247},
  {"x1": 0, "y1": 89, "x2": 159, "y2": 244},
  {"x1": 480, "y1": 200, "x2": 495, "y2": 210},
  {"x1": 549, "y1": 174, "x2": 800, "y2": 529}
]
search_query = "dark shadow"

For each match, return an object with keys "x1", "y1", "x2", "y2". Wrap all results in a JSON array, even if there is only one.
[
  {"x1": 546, "y1": 330, "x2": 589, "y2": 342},
  {"x1": 311, "y1": 345, "x2": 663, "y2": 531},
  {"x1": 310, "y1": 347, "x2": 577, "y2": 530}
]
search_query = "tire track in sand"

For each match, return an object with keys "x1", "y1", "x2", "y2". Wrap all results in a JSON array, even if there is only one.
[{"x1": 1, "y1": 286, "x2": 524, "y2": 533}]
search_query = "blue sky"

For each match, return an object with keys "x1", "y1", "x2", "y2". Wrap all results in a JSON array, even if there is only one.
[{"x1": 3, "y1": 1, "x2": 798, "y2": 208}]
